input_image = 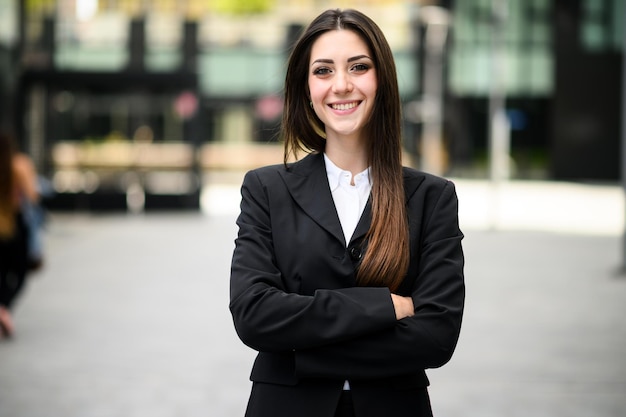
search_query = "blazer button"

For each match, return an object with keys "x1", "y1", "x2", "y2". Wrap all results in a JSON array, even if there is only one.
[{"x1": 349, "y1": 247, "x2": 362, "y2": 261}]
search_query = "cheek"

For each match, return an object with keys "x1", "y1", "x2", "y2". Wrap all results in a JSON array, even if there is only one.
[
  {"x1": 364, "y1": 82, "x2": 378, "y2": 113},
  {"x1": 365, "y1": 74, "x2": 378, "y2": 97},
  {"x1": 308, "y1": 79, "x2": 323, "y2": 102}
]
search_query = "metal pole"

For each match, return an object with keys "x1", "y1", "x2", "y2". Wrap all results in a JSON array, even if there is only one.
[
  {"x1": 621, "y1": 0, "x2": 626, "y2": 272},
  {"x1": 488, "y1": 0, "x2": 510, "y2": 182},
  {"x1": 419, "y1": 6, "x2": 450, "y2": 176},
  {"x1": 488, "y1": 0, "x2": 510, "y2": 229}
]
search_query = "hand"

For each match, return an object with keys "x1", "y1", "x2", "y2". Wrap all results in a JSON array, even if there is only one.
[{"x1": 390, "y1": 294, "x2": 414, "y2": 320}]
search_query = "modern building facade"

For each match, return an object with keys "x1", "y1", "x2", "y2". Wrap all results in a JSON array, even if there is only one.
[{"x1": 0, "y1": 0, "x2": 623, "y2": 209}]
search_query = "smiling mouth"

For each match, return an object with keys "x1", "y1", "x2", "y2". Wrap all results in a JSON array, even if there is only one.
[{"x1": 330, "y1": 101, "x2": 360, "y2": 111}]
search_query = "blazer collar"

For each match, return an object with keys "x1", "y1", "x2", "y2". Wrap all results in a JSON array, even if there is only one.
[
  {"x1": 280, "y1": 153, "x2": 425, "y2": 246},
  {"x1": 402, "y1": 167, "x2": 425, "y2": 203},
  {"x1": 280, "y1": 153, "x2": 348, "y2": 245}
]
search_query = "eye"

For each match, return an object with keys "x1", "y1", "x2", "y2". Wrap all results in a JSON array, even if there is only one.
[
  {"x1": 312, "y1": 67, "x2": 332, "y2": 76},
  {"x1": 351, "y1": 63, "x2": 370, "y2": 73}
]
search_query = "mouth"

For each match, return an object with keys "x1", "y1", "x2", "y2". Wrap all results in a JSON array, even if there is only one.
[{"x1": 329, "y1": 101, "x2": 360, "y2": 111}]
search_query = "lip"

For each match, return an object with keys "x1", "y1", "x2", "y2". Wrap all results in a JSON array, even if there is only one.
[{"x1": 328, "y1": 100, "x2": 361, "y2": 112}]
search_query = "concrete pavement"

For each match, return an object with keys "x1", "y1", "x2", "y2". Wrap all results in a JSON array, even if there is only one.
[{"x1": 1, "y1": 176, "x2": 625, "y2": 417}]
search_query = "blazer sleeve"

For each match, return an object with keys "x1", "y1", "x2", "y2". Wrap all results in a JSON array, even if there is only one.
[
  {"x1": 294, "y1": 180, "x2": 465, "y2": 380},
  {"x1": 229, "y1": 169, "x2": 397, "y2": 353}
]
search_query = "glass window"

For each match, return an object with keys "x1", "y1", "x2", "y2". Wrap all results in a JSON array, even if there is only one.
[
  {"x1": 449, "y1": 0, "x2": 553, "y2": 97},
  {"x1": 581, "y1": 0, "x2": 622, "y2": 52},
  {"x1": 0, "y1": 0, "x2": 18, "y2": 46}
]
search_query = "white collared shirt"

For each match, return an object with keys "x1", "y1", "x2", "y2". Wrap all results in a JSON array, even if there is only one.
[
  {"x1": 324, "y1": 154, "x2": 371, "y2": 391},
  {"x1": 324, "y1": 154, "x2": 372, "y2": 246}
]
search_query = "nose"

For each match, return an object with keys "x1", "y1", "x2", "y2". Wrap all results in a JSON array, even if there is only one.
[{"x1": 332, "y1": 71, "x2": 353, "y2": 94}]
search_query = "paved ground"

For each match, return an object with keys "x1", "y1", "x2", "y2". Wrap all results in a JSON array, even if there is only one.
[{"x1": 1, "y1": 176, "x2": 625, "y2": 417}]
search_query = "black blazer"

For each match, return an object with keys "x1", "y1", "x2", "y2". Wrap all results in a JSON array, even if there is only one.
[{"x1": 230, "y1": 153, "x2": 465, "y2": 417}]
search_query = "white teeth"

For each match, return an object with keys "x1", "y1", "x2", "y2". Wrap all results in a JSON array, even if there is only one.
[{"x1": 331, "y1": 102, "x2": 358, "y2": 110}]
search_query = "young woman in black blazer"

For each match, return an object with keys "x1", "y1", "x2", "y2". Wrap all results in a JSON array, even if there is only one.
[{"x1": 230, "y1": 8, "x2": 465, "y2": 417}]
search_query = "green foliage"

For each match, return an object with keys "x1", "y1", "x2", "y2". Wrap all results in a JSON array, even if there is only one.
[
  {"x1": 211, "y1": 0, "x2": 274, "y2": 15},
  {"x1": 25, "y1": 0, "x2": 55, "y2": 13}
]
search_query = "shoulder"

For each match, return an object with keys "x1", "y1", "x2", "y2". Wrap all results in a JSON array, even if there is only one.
[
  {"x1": 13, "y1": 153, "x2": 35, "y2": 174},
  {"x1": 246, "y1": 162, "x2": 287, "y2": 179},
  {"x1": 402, "y1": 166, "x2": 455, "y2": 194},
  {"x1": 242, "y1": 163, "x2": 289, "y2": 190},
  {"x1": 243, "y1": 153, "x2": 321, "y2": 184},
  {"x1": 401, "y1": 167, "x2": 460, "y2": 220},
  {"x1": 12, "y1": 153, "x2": 37, "y2": 185}
]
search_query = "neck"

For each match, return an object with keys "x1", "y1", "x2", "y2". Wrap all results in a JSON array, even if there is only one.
[{"x1": 324, "y1": 135, "x2": 368, "y2": 177}]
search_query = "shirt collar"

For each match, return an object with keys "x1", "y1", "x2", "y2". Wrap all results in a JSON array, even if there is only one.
[{"x1": 324, "y1": 153, "x2": 371, "y2": 192}]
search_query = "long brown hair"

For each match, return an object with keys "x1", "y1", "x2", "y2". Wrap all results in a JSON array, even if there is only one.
[
  {"x1": 283, "y1": 9, "x2": 409, "y2": 291},
  {"x1": 0, "y1": 132, "x2": 16, "y2": 237}
]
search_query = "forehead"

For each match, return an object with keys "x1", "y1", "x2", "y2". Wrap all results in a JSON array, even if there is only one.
[{"x1": 309, "y1": 29, "x2": 371, "y2": 62}]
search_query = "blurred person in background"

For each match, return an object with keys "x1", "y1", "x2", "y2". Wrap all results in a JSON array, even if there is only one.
[
  {"x1": 0, "y1": 131, "x2": 41, "y2": 339},
  {"x1": 229, "y1": 9, "x2": 465, "y2": 417}
]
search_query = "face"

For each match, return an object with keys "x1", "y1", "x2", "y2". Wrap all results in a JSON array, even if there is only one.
[{"x1": 308, "y1": 29, "x2": 377, "y2": 142}]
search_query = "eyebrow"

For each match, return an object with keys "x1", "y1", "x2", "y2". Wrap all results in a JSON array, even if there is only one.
[{"x1": 311, "y1": 55, "x2": 373, "y2": 66}]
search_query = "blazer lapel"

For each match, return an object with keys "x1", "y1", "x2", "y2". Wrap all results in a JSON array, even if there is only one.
[
  {"x1": 403, "y1": 168, "x2": 425, "y2": 203},
  {"x1": 280, "y1": 156, "x2": 426, "y2": 247},
  {"x1": 350, "y1": 168, "x2": 425, "y2": 245},
  {"x1": 280, "y1": 153, "x2": 346, "y2": 244}
]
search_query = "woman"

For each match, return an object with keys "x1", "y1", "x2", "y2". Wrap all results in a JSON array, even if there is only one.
[
  {"x1": 229, "y1": 9, "x2": 464, "y2": 417},
  {"x1": 0, "y1": 131, "x2": 40, "y2": 339}
]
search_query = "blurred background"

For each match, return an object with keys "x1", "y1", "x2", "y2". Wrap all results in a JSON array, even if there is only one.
[
  {"x1": 1, "y1": 1, "x2": 625, "y2": 416},
  {"x1": 0, "y1": 0, "x2": 624, "y2": 211}
]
